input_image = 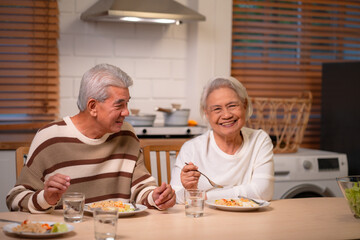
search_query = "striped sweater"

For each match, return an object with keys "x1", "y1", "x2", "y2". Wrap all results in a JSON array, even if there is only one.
[{"x1": 6, "y1": 116, "x2": 157, "y2": 213}]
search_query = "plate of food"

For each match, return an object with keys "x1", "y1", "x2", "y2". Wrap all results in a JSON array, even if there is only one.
[
  {"x1": 84, "y1": 200, "x2": 147, "y2": 217},
  {"x1": 2, "y1": 220, "x2": 74, "y2": 238},
  {"x1": 206, "y1": 198, "x2": 270, "y2": 211}
]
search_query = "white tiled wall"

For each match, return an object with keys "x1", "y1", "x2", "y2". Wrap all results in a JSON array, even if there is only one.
[
  {"x1": 0, "y1": 0, "x2": 232, "y2": 212},
  {"x1": 57, "y1": 0, "x2": 232, "y2": 124}
]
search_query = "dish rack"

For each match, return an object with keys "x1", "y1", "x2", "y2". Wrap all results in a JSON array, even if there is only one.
[{"x1": 246, "y1": 91, "x2": 312, "y2": 153}]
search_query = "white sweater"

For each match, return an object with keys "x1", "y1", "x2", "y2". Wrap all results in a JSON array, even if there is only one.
[{"x1": 170, "y1": 127, "x2": 274, "y2": 203}]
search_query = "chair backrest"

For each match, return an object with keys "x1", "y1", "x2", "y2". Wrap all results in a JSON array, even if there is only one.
[
  {"x1": 143, "y1": 144, "x2": 182, "y2": 185},
  {"x1": 15, "y1": 146, "x2": 29, "y2": 179}
]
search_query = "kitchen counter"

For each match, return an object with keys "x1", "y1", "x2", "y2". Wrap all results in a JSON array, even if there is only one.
[{"x1": 135, "y1": 125, "x2": 207, "y2": 147}]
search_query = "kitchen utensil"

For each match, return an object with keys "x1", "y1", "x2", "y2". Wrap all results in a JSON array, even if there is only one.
[
  {"x1": 130, "y1": 200, "x2": 139, "y2": 211},
  {"x1": 156, "y1": 107, "x2": 190, "y2": 126},
  {"x1": 238, "y1": 195, "x2": 263, "y2": 205},
  {"x1": 155, "y1": 103, "x2": 190, "y2": 126},
  {"x1": 156, "y1": 107, "x2": 173, "y2": 113},
  {"x1": 156, "y1": 103, "x2": 182, "y2": 113},
  {"x1": 125, "y1": 114, "x2": 156, "y2": 126},
  {"x1": 336, "y1": 175, "x2": 360, "y2": 218},
  {"x1": 0, "y1": 219, "x2": 22, "y2": 224},
  {"x1": 163, "y1": 109, "x2": 190, "y2": 126},
  {"x1": 185, "y1": 162, "x2": 223, "y2": 188}
]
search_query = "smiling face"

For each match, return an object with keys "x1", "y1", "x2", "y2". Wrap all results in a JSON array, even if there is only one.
[
  {"x1": 91, "y1": 86, "x2": 130, "y2": 137},
  {"x1": 205, "y1": 87, "x2": 247, "y2": 140}
]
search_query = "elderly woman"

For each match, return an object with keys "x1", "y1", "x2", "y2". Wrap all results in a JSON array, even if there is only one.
[{"x1": 170, "y1": 77, "x2": 274, "y2": 203}]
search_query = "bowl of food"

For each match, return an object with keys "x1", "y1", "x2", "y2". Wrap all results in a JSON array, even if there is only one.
[{"x1": 336, "y1": 176, "x2": 360, "y2": 218}]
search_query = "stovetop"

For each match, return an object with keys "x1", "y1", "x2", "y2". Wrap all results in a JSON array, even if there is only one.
[{"x1": 133, "y1": 125, "x2": 208, "y2": 138}]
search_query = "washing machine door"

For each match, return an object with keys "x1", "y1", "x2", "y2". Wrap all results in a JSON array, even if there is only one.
[{"x1": 281, "y1": 184, "x2": 334, "y2": 198}]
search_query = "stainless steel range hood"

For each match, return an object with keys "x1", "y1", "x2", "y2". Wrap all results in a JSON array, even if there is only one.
[{"x1": 80, "y1": 0, "x2": 205, "y2": 24}]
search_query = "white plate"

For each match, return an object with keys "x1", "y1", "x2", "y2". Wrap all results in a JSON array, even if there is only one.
[
  {"x1": 3, "y1": 221, "x2": 74, "y2": 238},
  {"x1": 84, "y1": 203, "x2": 147, "y2": 217},
  {"x1": 206, "y1": 198, "x2": 270, "y2": 211}
]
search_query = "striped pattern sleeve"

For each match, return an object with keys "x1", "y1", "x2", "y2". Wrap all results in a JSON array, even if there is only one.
[
  {"x1": 130, "y1": 148, "x2": 158, "y2": 208},
  {"x1": 6, "y1": 119, "x2": 80, "y2": 213},
  {"x1": 6, "y1": 147, "x2": 57, "y2": 213}
]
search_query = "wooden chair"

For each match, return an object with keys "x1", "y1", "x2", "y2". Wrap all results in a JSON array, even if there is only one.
[
  {"x1": 143, "y1": 144, "x2": 182, "y2": 185},
  {"x1": 15, "y1": 146, "x2": 29, "y2": 179}
]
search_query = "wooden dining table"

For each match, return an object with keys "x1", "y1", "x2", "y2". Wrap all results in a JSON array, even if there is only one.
[{"x1": 0, "y1": 197, "x2": 359, "y2": 240}]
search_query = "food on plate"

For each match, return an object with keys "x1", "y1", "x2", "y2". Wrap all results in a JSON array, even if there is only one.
[
  {"x1": 51, "y1": 222, "x2": 69, "y2": 233},
  {"x1": 215, "y1": 198, "x2": 259, "y2": 207},
  {"x1": 12, "y1": 220, "x2": 68, "y2": 234},
  {"x1": 12, "y1": 220, "x2": 48, "y2": 233},
  {"x1": 88, "y1": 200, "x2": 135, "y2": 212}
]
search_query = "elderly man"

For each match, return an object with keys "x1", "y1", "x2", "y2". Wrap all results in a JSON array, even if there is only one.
[{"x1": 7, "y1": 63, "x2": 176, "y2": 213}]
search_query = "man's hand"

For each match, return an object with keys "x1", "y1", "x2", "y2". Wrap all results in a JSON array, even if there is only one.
[
  {"x1": 43, "y1": 173, "x2": 71, "y2": 205},
  {"x1": 152, "y1": 182, "x2": 176, "y2": 210},
  {"x1": 181, "y1": 162, "x2": 200, "y2": 190}
]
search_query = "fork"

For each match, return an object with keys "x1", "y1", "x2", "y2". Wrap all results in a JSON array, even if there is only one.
[
  {"x1": 130, "y1": 200, "x2": 139, "y2": 211},
  {"x1": 0, "y1": 219, "x2": 22, "y2": 224},
  {"x1": 238, "y1": 195, "x2": 263, "y2": 205},
  {"x1": 184, "y1": 162, "x2": 223, "y2": 188}
]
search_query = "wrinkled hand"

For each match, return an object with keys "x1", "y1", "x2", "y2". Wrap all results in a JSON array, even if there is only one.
[
  {"x1": 152, "y1": 182, "x2": 176, "y2": 210},
  {"x1": 181, "y1": 162, "x2": 200, "y2": 190},
  {"x1": 44, "y1": 173, "x2": 71, "y2": 205}
]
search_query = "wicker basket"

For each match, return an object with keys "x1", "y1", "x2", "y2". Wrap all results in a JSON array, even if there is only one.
[{"x1": 246, "y1": 91, "x2": 312, "y2": 153}]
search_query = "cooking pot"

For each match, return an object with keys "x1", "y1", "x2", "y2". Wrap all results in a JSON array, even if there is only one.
[
  {"x1": 125, "y1": 114, "x2": 156, "y2": 126},
  {"x1": 156, "y1": 107, "x2": 190, "y2": 126}
]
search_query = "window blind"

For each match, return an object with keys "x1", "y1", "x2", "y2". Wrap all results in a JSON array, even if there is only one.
[
  {"x1": 231, "y1": 0, "x2": 360, "y2": 149},
  {"x1": 0, "y1": 0, "x2": 59, "y2": 148}
]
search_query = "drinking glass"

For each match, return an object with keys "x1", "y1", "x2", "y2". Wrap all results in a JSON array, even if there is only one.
[
  {"x1": 94, "y1": 208, "x2": 118, "y2": 240},
  {"x1": 184, "y1": 189, "x2": 205, "y2": 218},
  {"x1": 63, "y1": 192, "x2": 85, "y2": 223}
]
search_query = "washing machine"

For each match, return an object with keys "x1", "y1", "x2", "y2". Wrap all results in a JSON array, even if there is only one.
[{"x1": 273, "y1": 148, "x2": 348, "y2": 200}]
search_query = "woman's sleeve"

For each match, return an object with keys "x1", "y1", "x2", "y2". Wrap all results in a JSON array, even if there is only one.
[
  {"x1": 6, "y1": 149, "x2": 55, "y2": 213},
  {"x1": 170, "y1": 143, "x2": 193, "y2": 204}
]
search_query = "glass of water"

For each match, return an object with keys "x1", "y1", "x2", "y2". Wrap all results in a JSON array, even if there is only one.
[
  {"x1": 63, "y1": 192, "x2": 85, "y2": 223},
  {"x1": 94, "y1": 207, "x2": 119, "y2": 240},
  {"x1": 184, "y1": 189, "x2": 205, "y2": 218}
]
